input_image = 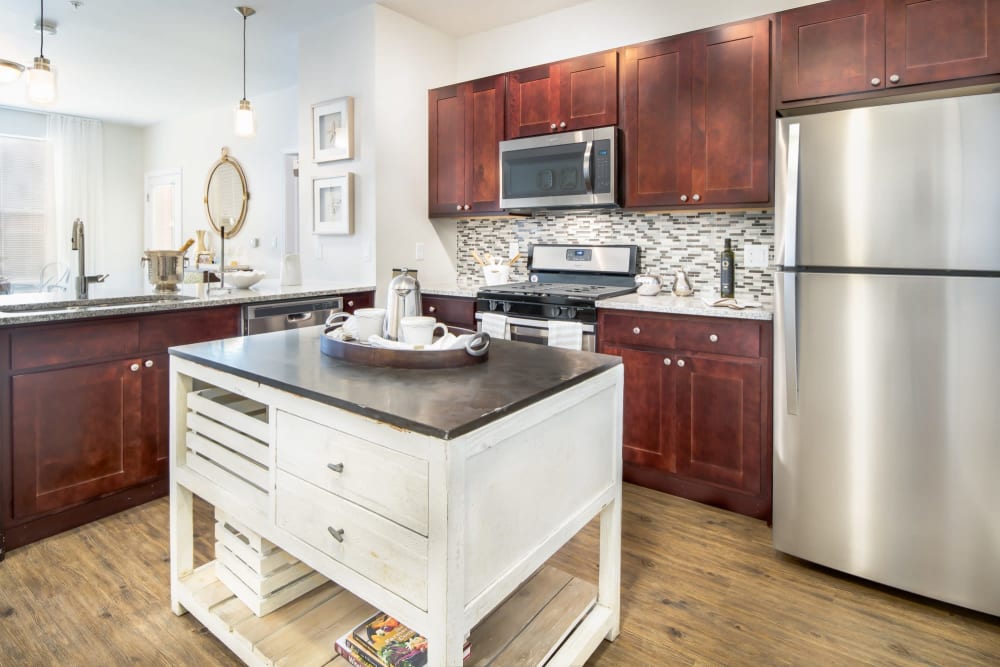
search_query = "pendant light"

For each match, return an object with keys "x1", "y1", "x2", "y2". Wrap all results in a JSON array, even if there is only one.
[
  {"x1": 27, "y1": 0, "x2": 56, "y2": 104},
  {"x1": 234, "y1": 6, "x2": 256, "y2": 137},
  {"x1": 0, "y1": 59, "x2": 25, "y2": 85}
]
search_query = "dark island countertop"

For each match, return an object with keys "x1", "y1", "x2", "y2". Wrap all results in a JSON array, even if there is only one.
[{"x1": 170, "y1": 326, "x2": 621, "y2": 440}]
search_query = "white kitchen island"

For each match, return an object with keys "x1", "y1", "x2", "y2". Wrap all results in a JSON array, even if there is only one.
[{"x1": 168, "y1": 327, "x2": 623, "y2": 666}]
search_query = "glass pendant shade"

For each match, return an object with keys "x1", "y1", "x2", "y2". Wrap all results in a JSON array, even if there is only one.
[
  {"x1": 27, "y1": 56, "x2": 56, "y2": 104},
  {"x1": 0, "y1": 59, "x2": 25, "y2": 84},
  {"x1": 235, "y1": 99, "x2": 256, "y2": 137}
]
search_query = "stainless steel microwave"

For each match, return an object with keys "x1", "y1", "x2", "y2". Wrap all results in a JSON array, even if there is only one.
[{"x1": 499, "y1": 126, "x2": 619, "y2": 210}]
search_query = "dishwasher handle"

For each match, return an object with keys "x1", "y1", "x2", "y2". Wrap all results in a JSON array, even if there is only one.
[{"x1": 286, "y1": 312, "x2": 314, "y2": 324}]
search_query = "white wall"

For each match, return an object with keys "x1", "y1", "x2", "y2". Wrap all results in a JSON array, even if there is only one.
[
  {"x1": 454, "y1": 0, "x2": 821, "y2": 80},
  {"x1": 373, "y1": 6, "x2": 456, "y2": 300},
  {"x1": 143, "y1": 86, "x2": 297, "y2": 282},
  {"x1": 296, "y1": 6, "x2": 377, "y2": 287}
]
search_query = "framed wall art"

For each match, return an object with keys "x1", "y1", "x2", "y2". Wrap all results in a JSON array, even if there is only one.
[
  {"x1": 313, "y1": 173, "x2": 354, "y2": 235},
  {"x1": 312, "y1": 96, "x2": 354, "y2": 162}
]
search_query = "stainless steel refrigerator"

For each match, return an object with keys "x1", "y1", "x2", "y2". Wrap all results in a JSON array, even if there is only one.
[{"x1": 773, "y1": 93, "x2": 1000, "y2": 617}]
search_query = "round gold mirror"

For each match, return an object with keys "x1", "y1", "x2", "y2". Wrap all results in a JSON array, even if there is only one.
[{"x1": 204, "y1": 147, "x2": 249, "y2": 238}]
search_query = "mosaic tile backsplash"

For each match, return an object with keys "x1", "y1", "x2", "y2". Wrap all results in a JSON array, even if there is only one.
[{"x1": 456, "y1": 209, "x2": 775, "y2": 299}]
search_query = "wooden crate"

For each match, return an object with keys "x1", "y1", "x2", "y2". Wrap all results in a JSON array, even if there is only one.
[
  {"x1": 215, "y1": 509, "x2": 327, "y2": 617},
  {"x1": 184, "y1": 387, "x2": 270, "y2": 516}
]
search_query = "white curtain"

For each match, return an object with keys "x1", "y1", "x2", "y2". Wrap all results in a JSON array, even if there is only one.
[{"x1": 47, "y1": 114, "x2": 104, "y2": 280}]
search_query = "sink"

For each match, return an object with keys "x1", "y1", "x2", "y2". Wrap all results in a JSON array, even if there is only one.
[{"x1": 0, "y1": 294, "x2": 199, "y2": 313}]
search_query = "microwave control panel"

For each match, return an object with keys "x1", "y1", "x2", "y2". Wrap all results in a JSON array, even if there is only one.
[{"x1": 593, "y1": 139, "x2": 612, "y2": 194}]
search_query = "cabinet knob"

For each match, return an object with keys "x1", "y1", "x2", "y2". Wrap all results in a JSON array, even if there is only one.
[
  {"x1": 428, "y1": 306, "x2": 437, "y2": 313},
  {"x1": 871, "y1": 77, "x2": 881, "y2": 86},
  {"x1": 692, "y1": 194, "x2": 701, "y2": 202},
  {"x1": 680, "y1": 195, "x2": 688, "y2": 202},
  {"x1": 456, "y1": 204, "x2": 463, "y2": 211},
  {"x1": 559, "y1": 121, "x2": 566, "y2": 128},
  {"x1": 550, "y1": 123, "x2": 558, "y2": 130},
  {"x1": 130, "y1": 363, "x2": 140, "y2": 372},
  {"x1": 463, "y1": 204, "x2": 470, "y2": 211},
  {"x1": 633, "y1": 327, "x2": 641, "y2": 335},
  {"x1": 676, "y1": 359, "x2": 686, "y2": 367},
  {"x1": 709, "y1": 334, "x2": 718, "y2": 343},
  {"x1": 144, "y1": 359, "x2": 154, "y2": 368},
  {"x1": 327, "y1": 526, "x2": 345, "y2": 543},
  {"x1": 889, "y1": 74, "x2": 900, "y2": 84},
  {"x1": 326, "y1": 462, "x2": 344, "y2": 473},
  {"x1": 347, "y1": 300, "x2": 354, "y2": 307},
  {"x1": 663, "y1": 358, "x2": 672, "y2": 366}
]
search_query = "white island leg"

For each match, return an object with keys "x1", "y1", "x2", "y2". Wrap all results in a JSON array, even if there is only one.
[{"x1": 169, "y1": 362, "x2": 194, "y2": 616}]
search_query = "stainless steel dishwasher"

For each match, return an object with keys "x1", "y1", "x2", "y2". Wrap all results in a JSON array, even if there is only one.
[{"x1": 243, "y1": 296, "x2": 343, "y2": 335}]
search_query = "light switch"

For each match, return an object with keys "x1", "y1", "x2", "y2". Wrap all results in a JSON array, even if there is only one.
[
  {"x1": 744, "y1": 243, "x2": 769, "y2": 268},
  {"x1": 415, "y1": 242, "x2": 425, "y2": 260}
]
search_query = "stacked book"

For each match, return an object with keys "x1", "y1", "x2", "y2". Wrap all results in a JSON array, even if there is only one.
[{"x1": 335, "y1": 612, "x2": 470, "y2": 667}]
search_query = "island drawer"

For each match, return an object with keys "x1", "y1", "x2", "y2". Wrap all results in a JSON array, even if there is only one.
[
  {"x1": 276, "y1": 470, "x2": 428, "y2": 610},
  {"x1": 276, "y1": 411, "x2": 429, "y2": 536}
]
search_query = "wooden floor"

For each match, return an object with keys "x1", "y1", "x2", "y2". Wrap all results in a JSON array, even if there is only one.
[{"x1": 0, "y1": 485, "x2": 997, "y2": 666}]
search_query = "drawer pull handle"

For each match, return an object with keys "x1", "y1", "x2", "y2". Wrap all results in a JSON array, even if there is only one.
[
  {"x1": 428, "y1": 306, "x2": 436, "y2": 313},
  {"x1": 663, "y1": 358, "x2": 671, "y2": 366},
  {"x1": 327, "y1": 526, "x2": 345, "y2": 543},
  {"x1": 633, "y1": 327, "x2": 641, "y2": 335},
  {"x1": 327, "y1": 462, "x2": 344, "y2": 473},
  {"x1": 144, "y1": 359, "x2": 154, "y2": 368},
  {"x1": 130, "y1": 363, "x2": 140, "y2": 372},
  {"x1": 709, "y1": 334, "x2": 718, "y2": 342},
  {"x1": 676, "y1": 359, "x2": 685, "y2": 368}
]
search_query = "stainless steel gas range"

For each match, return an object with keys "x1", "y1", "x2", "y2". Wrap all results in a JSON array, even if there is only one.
[{"x1": 475, "y1": 244, "x2": 639, "y2": 351}]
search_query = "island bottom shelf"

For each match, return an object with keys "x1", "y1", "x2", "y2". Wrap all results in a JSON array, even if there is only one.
[{"x1": 177, "y1": 561, "x2": 599, "y2": 667}]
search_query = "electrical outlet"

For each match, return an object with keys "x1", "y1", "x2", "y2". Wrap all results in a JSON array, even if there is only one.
[
  {"x1": 271, "y1": 235, "x2": 279, "y2": 249},
  {"x1": 744, "y1": 243, "x2": 769, "y2": 268},
  {"x1": 508, "y1": 240, "x2": 519, "y2": 259},
  {"x1": 250, "y1": 237, "x2": 260, "y2": 248},
  {"x1": 415, "y1": 242, "x2": 425, "y2": 261},
  {"x1": 313, "y1": 242, "x2": 323, "y2": 260}
]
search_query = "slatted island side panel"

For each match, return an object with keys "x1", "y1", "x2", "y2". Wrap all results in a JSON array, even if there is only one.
[{"x1": 169, "y1": 347, "x2": 623, "y2": 666}]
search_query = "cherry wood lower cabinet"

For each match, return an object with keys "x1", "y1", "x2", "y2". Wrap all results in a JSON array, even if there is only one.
[
  {"x1": 340, "y1": 290, "x2": 374, "y2": 313},
  {"x1": 0, "y1": 305, "x2": 241, "y2": 556},
  {"x1": 598, "y1": 310, "x2": 773, "y2": 520},
  {"x1": 422, "y1": 294, "x2": 476, "y2": 330}
]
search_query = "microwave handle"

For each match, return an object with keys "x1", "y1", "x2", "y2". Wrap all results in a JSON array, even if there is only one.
[{"x1": 582, "y1": 140, "x2": 593, "y2": 193}]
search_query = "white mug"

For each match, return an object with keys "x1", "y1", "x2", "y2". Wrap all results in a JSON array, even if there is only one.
[
  {"x1": 400, "y1": 316, "x2": 448, "y2": 345},
  {"x1": 326, "y1": 308, "x2": 385, "y2": 341}
]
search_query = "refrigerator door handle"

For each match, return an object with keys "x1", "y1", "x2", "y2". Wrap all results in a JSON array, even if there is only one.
[
  {"x1": 781, "y1": 123, "x2": 801, "y2": 268},
  {"x1": 783, "y1": 272, "x2": 799, "y2": 415}
]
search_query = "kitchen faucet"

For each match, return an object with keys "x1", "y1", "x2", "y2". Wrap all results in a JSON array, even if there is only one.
[{"x1": 70, "y1": 218, "x2": 109, "y2": 299}]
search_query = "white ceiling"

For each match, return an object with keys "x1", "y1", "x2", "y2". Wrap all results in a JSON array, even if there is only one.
[{"x1": 0, "y1": 0, "x2": 587, "y2": 127}]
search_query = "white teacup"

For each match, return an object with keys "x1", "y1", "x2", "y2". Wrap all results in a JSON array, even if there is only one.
[
  {"x1": 326, "y1": 308, "x2": 385, "y2": 341},
  {"x1": 400, "y1": 316, "x2": 448, "y2": 345}
]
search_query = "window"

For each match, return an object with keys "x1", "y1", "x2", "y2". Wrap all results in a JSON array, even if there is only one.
[{"x1": 0, "y1": 135, "x2": 52, "y2": 285}]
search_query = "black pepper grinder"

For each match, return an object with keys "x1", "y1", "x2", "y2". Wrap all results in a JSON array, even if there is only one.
[{"x1": 720, "y1": 239, "x2": 735, "y2": 298}]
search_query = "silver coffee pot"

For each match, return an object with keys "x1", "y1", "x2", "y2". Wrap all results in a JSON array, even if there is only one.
[{"x1": 383, "y1": 268, "x2": 422, "y2": 340}]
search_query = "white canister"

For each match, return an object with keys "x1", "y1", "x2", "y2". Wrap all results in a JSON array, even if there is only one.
[
  {"x1": 483, "y1": 264, "x2": 511, "y2": 286},
  {"x1": 634, "y1": 274, "x2": 663, "y2": 296}
]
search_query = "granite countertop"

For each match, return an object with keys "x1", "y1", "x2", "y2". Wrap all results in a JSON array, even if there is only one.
[
  {"x1": 170, "y1": 326, "x2": 620, "y2": 440},
  {"x1": 599, "y1": 291, "x2": 774, "y2": 321},
  {"x1": 419, "y1": 282, "x2": 481, "y2": 298},
  {"x1": 0, "y1": 280, "x2": 375, "y2": 327}
]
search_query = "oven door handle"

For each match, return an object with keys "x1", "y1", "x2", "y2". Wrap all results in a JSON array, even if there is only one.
[{"x1": 476, "y1": 313, "x2": 596, "y2": 334}]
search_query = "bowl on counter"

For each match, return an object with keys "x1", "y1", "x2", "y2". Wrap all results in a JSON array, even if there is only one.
[{"x1": 220, "y1": 270, "x2": 266, "y2": 289}]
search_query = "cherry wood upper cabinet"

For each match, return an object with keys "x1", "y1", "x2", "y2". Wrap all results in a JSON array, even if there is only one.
[
  {"x1": 691, "y1": 18, "x2": 772, "y2": 205},
  {"x1": 779, "y1": 0, "x2": 1000, "y2": 103},
  {"x1": 429, "y1": 75, "x2": 505, "y2": 217},
  {"x1": 506, "y1": 51, "x2": 618, "y2": 139},
  {"x1": 622, "y1": 17, "x2": 771, "y2": 208},
  {"x1": 885, "y1": 0, "x2": 1000, "y2": 88}
]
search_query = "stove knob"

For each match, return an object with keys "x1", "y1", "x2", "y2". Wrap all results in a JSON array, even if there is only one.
[
  {"x1": 566, "y1": 308, "x2": 577, "y2": 319},
  {"x1": 502, "y1": 302, "x2": 512, "y2": 313},
  {"x1": 488, "y1": 300, "x2": 498, "y2": 311}
]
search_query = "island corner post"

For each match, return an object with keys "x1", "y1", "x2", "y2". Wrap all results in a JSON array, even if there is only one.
[{"x1": 167, "y1": 330, "x2": 623, "y2": 666}]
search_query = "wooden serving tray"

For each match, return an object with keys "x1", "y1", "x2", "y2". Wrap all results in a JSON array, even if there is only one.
[{"x1": 320, "y1": 327, "x2": 489, "y2": 369}]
